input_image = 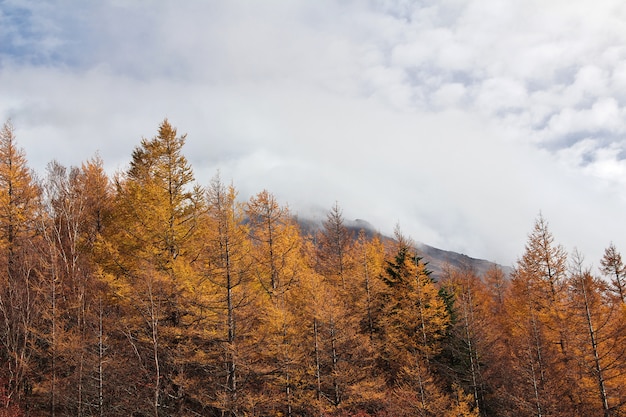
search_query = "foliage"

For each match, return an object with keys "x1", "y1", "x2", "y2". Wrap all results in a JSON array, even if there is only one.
[{"x1": 0, "y1": 119, "x2": 625, "y2": 416}]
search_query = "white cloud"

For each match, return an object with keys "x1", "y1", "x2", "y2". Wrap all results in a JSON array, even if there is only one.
[
  {"x1": 431, "y1": 83, "x2": 467, "y2": 108},
  {"x1": 3, "y1": 0, "x2": 626, "y2": 268}
]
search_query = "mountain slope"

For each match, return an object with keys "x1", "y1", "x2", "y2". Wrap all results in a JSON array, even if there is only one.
[{"x1": 302, "y1": 217, "x2": 511, "y2": 280}]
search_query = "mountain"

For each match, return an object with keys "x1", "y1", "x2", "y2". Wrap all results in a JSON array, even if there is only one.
[
  {"x1": 300, "y1": 216, "x2": 511, "y2": 280},
  {"x1": 413, "y1": 241, "x2": 511, "y2": 280}
]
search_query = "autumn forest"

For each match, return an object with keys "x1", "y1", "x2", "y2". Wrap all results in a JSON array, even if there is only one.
[{"x1": 0, "y1": 119, "x2": 624, "y2": 417}]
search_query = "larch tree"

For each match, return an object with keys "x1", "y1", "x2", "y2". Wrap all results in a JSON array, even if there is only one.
[
  {"x1": 246, "y1": 190, "x2": 301, "y2": 296},
  {"x1": 0, "y1": 120, "x2": 42, "y2": 410},
  {"x1": 506, "y1": 215, "x2": 579, "y2": 415},
  {"x1": 200, "y1": 175, "x2": 255, "y2": 416},
  {"x1": 469, "y1": 265, "x2": 519, "y2": 417},
  {"x1": 305, "y1": 204, "x2": 376, "y2": 413},
  {"x1": 245, "y1": 190, "x2": 305, "y2": 416},
  {"x1": 77, "y1": 155, "x2": 113, "y2": 247},
  {"x1": 104, "y1": 119, "x2": 203, "y2": 416},
  {"x1": 483, "y1": 265, "x2": 508, "y2": 313},
  {"x1": 342, "y1": 230, "x2": 387, "y2": 411},
  {"x1": 568, "y1": 250, "x2": 626, "y2": 417},
  {"x1": 315, "y1": 202, "x2": 354, "y2": 289},
  {"x1": 352, "y1": 230, "x2": 385, "y2": 339},
  {"x1": 600, "y1": 243, "x2": 626, "y2": 304}
]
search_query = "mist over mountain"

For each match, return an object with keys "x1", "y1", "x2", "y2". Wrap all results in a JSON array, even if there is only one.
[{"x1": 299, "y1": 216, "x2": 511, "y2": 280}]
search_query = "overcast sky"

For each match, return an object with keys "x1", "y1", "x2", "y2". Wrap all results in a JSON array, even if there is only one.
[{"x1": 2, "y1": 0, "x2": 626, "y2": 268}]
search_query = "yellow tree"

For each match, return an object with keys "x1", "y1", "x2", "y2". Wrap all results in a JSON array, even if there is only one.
[
  {"x1": 352, "y1": 230, "x2": 386, "y2": 340},
  {"x1": 104, "y1": 120, "x2": 203, "y2": 416},
  {"x1": 505, "y1": 263, "x2": 554, "y2": 417},
  {"x1": 600, "y1": 243, "x2": 626, "y2": 304},
  {"x1": 505, "y1": 215, "x2": 581, "y2": 415},
  {"x1": 298, "y1": 204, "x2": 382, "y2": 414},
  {"x1": 246, "y1": 190, "x2": 301, "y2": 296},
  {"x1": 272, "y1": 230, "x2": 379, "y2": 416},
  {"x1": 483, "y1": 265, "x2": 508, "y2": 312},
  {"x1": 315, "y1": 202, "x2": 354, "y2": 289},
  {"x1": 300, "y1": 268, "x2": 344, "y2": 414},
  {"x1": 199, "y1": 175, "x2": 254, "y2": 416},
  {"x1": 245, "y1": 190, "x2": 305, "y2": 415},
  {"x1": 568, "y1": 251, "x2": 626, "y2": 417},
  {"x1": 0, "y1": 121, "x2": 42, "y2": 410},
  {"x1": 340, "y1": 230, "x2": 387, "y2": 413},
  {"x1": 77, "y1": 155, "x2": 113, "y2": 247},
  {"x1": 311, "y1": 203, "x2": 378, "y2": 412}
]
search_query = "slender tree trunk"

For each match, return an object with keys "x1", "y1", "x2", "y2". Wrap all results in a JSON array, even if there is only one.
[
  {"x1": 51, "y1": 269, "x2": 57, "y2": 417},
  {"x1": 77, "y1": 276, "x2": 86, "y2": 417},
  {"x1": 98, "y1": 298, "x2": 105, "y2": 417},
  {"x1": 313, "y1": 317, "x2": 322, "y2": 415},
  {"x1": 416, "y1": 277, "x2": 429, "y2": 363},
  {"x1": 224, "y1": 236, "x2": 237, "y2": 416},
  {"x1": 363, "y1": 249, "x2": 374, "y2": 340},
  {"x1": 329, "y1": 316, "x2": 340, "y2": 406},
  {"x1": 414, "y1": 352, "x2": 427, "y2": 411},
  {"x1": 527, "y1": 296, "x2": 544, "y2": 417},
  {"x1": 147, "y1": 282, "x2": 160, "y2": 417},
  {"x1": 462, "y1": 288, "x2": 480, "y2": 414},
  {"x1": 280, "y1": 296, "x2": 292, "y2": 417},
  {"x1": 528, "y1": 345, "x2": 542, "y2": 417},
  {"x1": 580, "y1": 276, "x2": 610, "y2": 416}
]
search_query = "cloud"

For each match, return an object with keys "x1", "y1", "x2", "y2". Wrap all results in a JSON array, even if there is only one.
[{"x1": 2, "y1": 0, "x2": 626, "y2": 268}]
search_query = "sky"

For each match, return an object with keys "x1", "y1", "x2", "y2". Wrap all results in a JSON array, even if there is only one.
[{"x1": 2, "y1": 0, "x2": 626, "y2": 269}]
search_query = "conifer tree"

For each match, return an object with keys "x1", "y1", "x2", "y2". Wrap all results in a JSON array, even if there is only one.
[
  {"x1": 0, "y1": 121, "x2": 42, "y2": 409},
  {"x1": 245, "y1": 190, "x2": 305, "y2": 415},
  {"x1": 567, "y1": 250, "x2": 626, "y2": 417},
  {"x1": 506, "y1": 215, "x2": 579, "y2": 415},
  {"x1": 200, "y1": 175, "x2": 254, "y2": 416},
  {"x1": 316, "y1": 202, "x2": 354, "y2": 288},
  {"x1": 600, "y1": 243, "x2": 626, "y2": 304},
  {"x1": 103, "y1": 119, "x2": 203, "y2": 416},
  {"x1": 375, "y1": 227, "x2": 450, "y2": 414},
  {"x1": 437, "y1": 267, "x2": 488, "y2": 415}
]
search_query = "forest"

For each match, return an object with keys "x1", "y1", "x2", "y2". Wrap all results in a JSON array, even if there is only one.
[{"x1": 0, "y1": 119, "x2": 624, "y2": 417}]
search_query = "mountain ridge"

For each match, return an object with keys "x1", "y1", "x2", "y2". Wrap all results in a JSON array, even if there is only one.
[{"x1": 298, "y1": 216, "x2": 512, "y2": 280}]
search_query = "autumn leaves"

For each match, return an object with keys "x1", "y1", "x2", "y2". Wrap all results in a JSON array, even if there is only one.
[{"x1": 0, "y1": 119, "x2": 625, "y2": 416}]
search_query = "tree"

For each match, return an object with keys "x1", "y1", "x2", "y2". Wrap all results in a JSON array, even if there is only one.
[
  {"x1": 316, "y1": 202, "x2": 354, "y2": 289},
  {"x1": 375, "y1": 227, "x2": 450, "y2": 414},
  {"x1": 437, "y1": 266, "x2": 489, "y2": 416},
  {"x1": 483, "y1": 265, "x2": 507, "y2": 313},
  {"x1": 0, "y1": 120, "x2": 42, "y2": 410},
  {"x1": 73, "y1": 156, "x2": 114, "y2": 416},
  {"x1": 506, "y1": 215, "x2": 579, "y2": 415},
  {"x1": 600, "y1": 243, "x2": 626, "y2": 304},
  {"x1": 568, "y1": 250, "x2": 626, "y2": 417},
  {"x1": 199, "y1": 175, "x2": 254, "y2": 416},
  {"x1": 245, "y1": 190, "x2": 305, "y2": 415},
  {"x1": 352, "y1": 230, "x2": 385, "y2": 340},
  {"x1": 39, "y1": 161, "x2": 86, "y2": 416},
  {"x1": 246, "y1": 190, "x2": 301, "y2": 296},
  {"x1": 103, "y1": 119, "x2": 204, "y2": 416}
]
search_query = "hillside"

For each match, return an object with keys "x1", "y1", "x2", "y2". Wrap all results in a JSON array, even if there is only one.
[{"x1": 302, "y1": 216, "x2": 511, "y2": 280}]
